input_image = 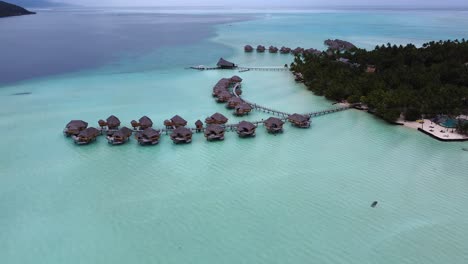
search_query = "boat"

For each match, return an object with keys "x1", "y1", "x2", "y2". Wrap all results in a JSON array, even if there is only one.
[{"x1": 371, "y1": 201, "x2": 378, "y2": 208}]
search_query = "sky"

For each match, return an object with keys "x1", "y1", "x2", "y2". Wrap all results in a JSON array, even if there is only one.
[{"x1": 50, "y1": 0, "x2": 467, "y2": 7}]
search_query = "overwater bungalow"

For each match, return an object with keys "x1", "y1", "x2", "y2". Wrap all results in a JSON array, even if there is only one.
[
  {"x1": 216, "y1": 90, "x2": 232, "y2": 103},
  {"x1": 204, "y1": 124, "x2": 225, "y2": 141},
  {"x1": 230, "y1": 75, "x2": 243, "y2": 83},
  {"x1": 244, "y1": 45, "x2": 253, "y2": 52},
  {"x1": 170, "y1": 127, "x2": 193, "y2": 144},
  {"x1": 106, "y1": 115, "x2": 121, "y2": 130},
  {"x1": 166, "y1": 115, "x2": 187, "y2": 128},
  {"x1": 195, "y1": 120, "x2": 204, "y2": 132},
  {"x1": 264, "y1": 117, "x2": 284, "y2": 133},
  {"x1": 98, "y1": 119, "x2": 107, "y2": 129},
  {"x1": 73, "y1": 127, "x2": 100, "y2": 145},
  {"x1": 227, "y1": 97, "x2": 243, "y2": 109},
  {"x1": 288, "y1": 113, "x2": 311, "y2": 128},
  {"x1": 107, "y1": 126, "x2": 133, "y2": 145},
  {"x1": 280, "y1": 46, "x2": 291, "y2": 54},
  {"x1": 237, "y1": 121, "x2": 256, "y2": 138},
  {"x1": 64, "y1": 120, "x2": 88, "y2": 136},
  {"x1": 291, "y1": 47, "x2": 304, "y2": 55},
  {"x1": 137, "y1": 128, "x2": 161, "y2": 146},
  {"x1": 130, "y1": 120, "x2": 139, "y2": 130},
  {"x1": 139, "y1": 116, "x2": 153, "y2": 130},
  {"x1": 217, "y1": 58, "x2": 237, "y2": 69},
  {"x1": 257, "y1": 45, "x2": 266, "y2": 52},
  {"x1": 234, "y1": 103, "x2": 252, "y2": 116},
  {"x1": 205, "y1": 112, "x2": 229, "y2": 125},
  {"x1": 269, "y1": 46, "x2": 279, "y2": 53},
  {"x1": 304, "y1": 48, "x2": 321, "y2": 55}
]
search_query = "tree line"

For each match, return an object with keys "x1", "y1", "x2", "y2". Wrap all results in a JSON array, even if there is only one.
[{"x1": 291, "y1": 39, "x2": 468, "y2": 133}]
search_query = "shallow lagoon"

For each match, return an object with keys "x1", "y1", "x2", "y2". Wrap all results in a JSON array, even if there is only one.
[{"x1": 1, "y1": 8, "x2": 468, "y2": 264}]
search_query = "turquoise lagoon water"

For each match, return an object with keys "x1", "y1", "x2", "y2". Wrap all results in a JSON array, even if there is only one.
[{"x1": 2, "y1": 9, "x2": 468, "y2": 264}]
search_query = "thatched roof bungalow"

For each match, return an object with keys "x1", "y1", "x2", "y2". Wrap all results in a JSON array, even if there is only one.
[
  {"x1": 227, "y1": 97, "x2": 243, "y2": 109},
  {"x1": 304, "y1": 48, "x2": 321, "y2": 55},
  {"x1": 139, "y1": 116, "x2": 153, "y2": 130},
  {"x1": 106, "y1": 115, "x2": 121, "y2": 130},
  {"x1": 234, "y1": 103, "x2": 252, "y2": 116},
  {"x1": 216, "y1": 90, "x2": 232, "y2": 103},
  {"x1": 195, "y1": 120, "x2": 204, "y2": 132},
  {"x1": 166, "y1": 115, "x2": 187, "y2": 128},
  {"x1": 264, "y1": 117, "x2": 284, "y2": 133},
  {"x1": 288, "y1": 113, "x2": 311, "y2": 128},
  {"x1": 170, "y1": 127, "x2": 193, "y2": 144},
  {"x1": 237, "y1": 121, "x2": 256, "y2": 138},
  {"x1": 74, "y1": 127, "x2": 100, "y2": 145},
  {"x1": 269, "y1": 46, "x2": 279, "y2": 53},
  {"x1": 204, "y1": 124, "x2": 225, "y2": 141},
  {"x1": 108, "y1": 126, "x2": 133, "y2": 145},
  {"x1": 205, "y1": 113, "x2": 228, "y2": 125},
  {"x1": 137, "y1": 128, "x2": 161, "y2": 146},
  {"x1": 64, "y1": 120, "x2": 88, "y2": 136},
  {"x1": 256, "y1": 45, "x2": 266, "y2": 52},
  {"x1": 217, "y1": 58, "x2": 237, "y2": 69},
  {"x1": 244, "y1": 45, "x2": 254, "y2": 52},
  {"x1": 230, "y1": 75, "x2": 243, "y2": 83},
  {"x1": 280, "y1": 46, "x2": 291, "y2": 54},
  {"x1": 291, "y1": 47, "x2": 304, "y2": 55}
]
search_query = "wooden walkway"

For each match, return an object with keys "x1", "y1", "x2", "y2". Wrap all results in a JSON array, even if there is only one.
[{"x1": 189, "y1": 66, "x2": 289, "y2": 72}]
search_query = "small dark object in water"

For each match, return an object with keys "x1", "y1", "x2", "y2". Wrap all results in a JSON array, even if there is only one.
[
  {"x1": 11, "y1": 92, "x2": 31, "y2": 96},
  {"x1": 462, "y1": 148, "x2": 468, "y2": 152},
  {"x1": 371, "y1": 201, "x2": 378, "y2": 208}
]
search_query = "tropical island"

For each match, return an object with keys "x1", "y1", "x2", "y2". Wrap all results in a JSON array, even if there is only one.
[
  {"x1": 0, "y1": 1, "x2": 35, "y2": 18},
  {"x1": 291, "y1": 39, "x2": 468, "y2": 136}
]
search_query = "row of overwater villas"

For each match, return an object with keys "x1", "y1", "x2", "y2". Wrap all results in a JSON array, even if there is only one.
[
  {"x1": 63, "y1": 113, "x2": 311, "y2": 146},
  {"x1": 244, "y1": 45, "x2": 322, "y2": 55},
  {"x1": 211, "y1": 76, "x2": 254, "y2": 116}
]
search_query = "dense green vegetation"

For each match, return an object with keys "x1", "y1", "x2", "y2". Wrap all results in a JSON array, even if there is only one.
[{"x1": 291, "y1": 40, "x2": 468, "y2": 125}]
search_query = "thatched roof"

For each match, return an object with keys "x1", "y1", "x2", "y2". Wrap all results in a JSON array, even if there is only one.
[
  {"x1": 114, "y1": 126, "x2": 133, "y2": 138},
  {"x1": 264, "y1": 117, "x2": 284, "y2": 127},
  {"x1": 235, "y1": 103, "x2": 252, "y2": 111},
  {"x1": 78, "y1": 127, "x2": 100, "y2": 138},
  {"x1": 288, "y1": 113, "x2": 310, "y2": 123},
  {"x1": 217, "y1": 90, "x2": 232, "y2": 99},
  {"x1": 280, "y1": 46, "x2": 291, "y2": 53},
  {"x1": 208, "y1": 112, "x2": 228, "y2": 123},
  {"x1": 257, "y1": 45, "x2": 266, "y2": 51},
  {"x1": 244, "y1": 45, "x2": 253, "y2": 51},
  {"x1": 141, "y1": 128, "x2": 160, "y2": 138},
  {"x1": 66, "y1": 120, "x2": 88, "y2": 129},
  {"x1": 230, "y1": 75, "x2": 243, "y2": 83},
  {"x1": 106, "y1": 115, "x2": 121, "y2": 128},
  {"x1": 171, "y1": 115, "x2": 187, "y2": 126},
  {"x1": 205, "y1": 124, "x2": 225, "y2": 134},
  {"x1": 139, "y1": 116, "x2": 153, "y2": 128},
  {"x1": 195, "y1": 120, "x2": 203, "y2": 127},
  {"x1": 228, "y1": 97, "x2": 243, "y2": 104},
  {"x1": 237, "y1": 121, "x2": 255, "y2": 131},
  {"x1": 304, "y1": 48, "x2": 321, "y2": 55},
  {"x1": 171, "y1": 127, "x2": 192, "y2": 137},
  {"x1": 217, "y1": 58, "x2": 236, "y2": 68}
]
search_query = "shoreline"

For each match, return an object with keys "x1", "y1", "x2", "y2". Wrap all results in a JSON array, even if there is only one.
[{"x1": 401, "y1": 118, "x2": 468, "y2": 142}]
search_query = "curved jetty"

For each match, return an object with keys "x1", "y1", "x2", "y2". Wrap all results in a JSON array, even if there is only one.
[
  {"x1": 171, "y1": 127, "x2": 193, "y2": 144},
  {"x1": 237, "y1": 121, "x2": 256, "y2": 138},
  {"x1": 205, "y1": 124, "x2": 225, "y2": 141},
  {"x1": 64, "y1": 74, "x2": 353, "y2": 147}
]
